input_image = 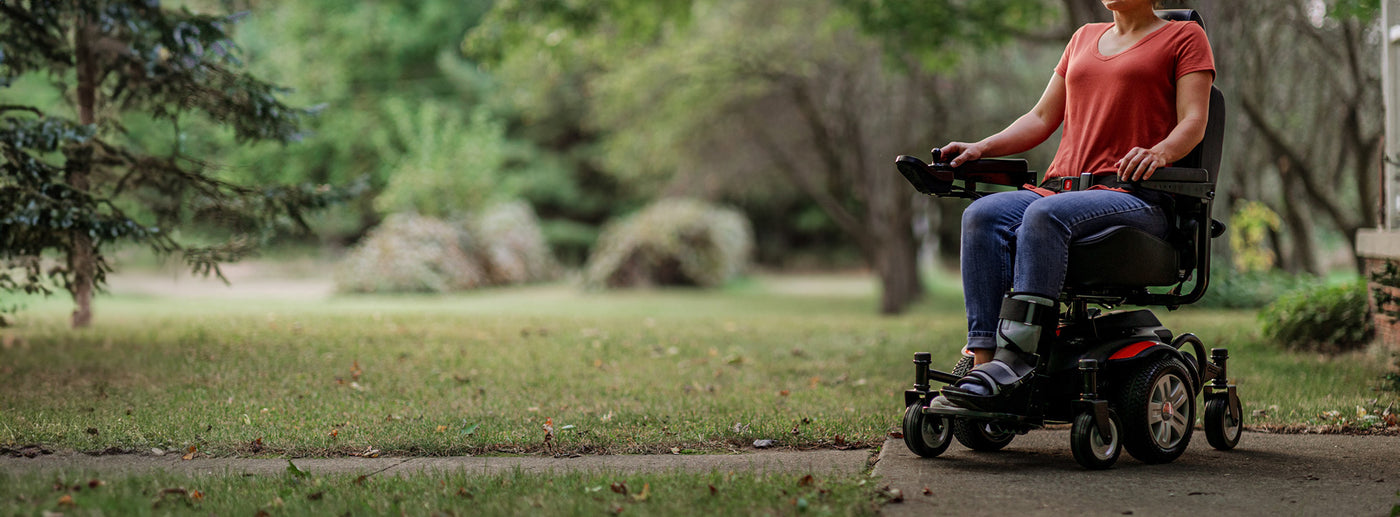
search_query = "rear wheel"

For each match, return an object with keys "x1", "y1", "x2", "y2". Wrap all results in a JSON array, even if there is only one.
[
  {"x1": 1203, "y1": 397, "x2": 1242, "y2": 450},
  {"x1": 1118, "y1": 357, "x2": 1195, "y2": 464},
  {"x1": 903, "y1": 403, "x2": 952, "y2": 458},
  {"x1": 951, "y1": 356, "x2": 1015, "y2": 451},
  {"x1": 1071, "y1": 409, "x2": 1122, "y2": 470}
]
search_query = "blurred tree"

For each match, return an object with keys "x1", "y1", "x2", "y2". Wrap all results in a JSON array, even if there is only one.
[
  {"x1": 209, "y1": 0, "x2": 500, "y2": 242},
  {"x1": 0, "y1": 1, "x2": 350, "y2": 326},
  {"x1": 1209, "y1": 0, "x2": 1382, "y2": 274},
  {"x1": 468, "y1": 0, "x2": 1078, "y2": 313}
]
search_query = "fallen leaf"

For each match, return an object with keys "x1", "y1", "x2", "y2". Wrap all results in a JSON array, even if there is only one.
[
  {"x1": 286, "y1": 460, "x2": 308, "y2": 478},
  {"x1": 182, "y1": 446, "x2": 197, "y2": 461},
  {"x1": 351, "y1": 360, "x2": 362, "y2": 381},
  {"x1": 56, "y1": 494, "x2": 75, "y2": 508},
  {"x1": 888, "y1": 431, "x2": 904, "y2": 439},
  {"x1": 255, "y1": 510, "x2": 271, "y2": 517},
  {"x1": 630, "y1": 483, "x2": 650, "y2": 502},
  {"x1": 329, "y1": 429, "x2": 338, "y2": 439},
  {"x1": 360, "y1": 446, "x2": 381, "y2": 458},
  {"x1": 708, "y1": 484, "x2": 718, "y2": 495},
  {"x1": 461, "y1": 423, "x2": 480, "y2": 436},
  {"x1": 436, "y1": 425, "x2": 448, "y2": 433},
  {"x1": 306, "y1": 491, "x2": 324, "y2": 501},
  {"x1": 884, "y1": 486, "x2": 904, "y2": 503},
  {"x1": 457, "y1": 487, "x2": 473, "y2": 499},
  {"x1": 87, "y1": 479, "x2": 103, "y2": 489},
  {"x1": 779, "y1": 390, "x2": 790, "y2": 397},
  {"x1": 670, "y1": 447, "x2": 680, "y2": 455},
  {"x1": 190, "y1": 490, "x2": 203, "y2": 502},
  {"x1": 922, "y1": 487, "x2": 933, "y2": 496},
  {"x1": 610, "y1": 481, "x2": 628, "y2": 495},
  {"x1": 808, "y1": 376, "x2": 821, "y2": 388},
  {"x1": 798, "y1": 475, "x2": 815, "y2": 487},
  {"x1": 753, "y1": 439, "x2": 774, "y2": 448}
]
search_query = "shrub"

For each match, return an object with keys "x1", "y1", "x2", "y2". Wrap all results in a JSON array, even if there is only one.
[
  {"x1": 336, "y1": 203, "x2": 557, "y2": 293},
  {"x1": 1197, "y1": 268, "x2": 1323, "y2": 309},
  {"x1": 584, "y1": 198, "x2": 753, "y2": 289},
  {"x1": 334, "y1": 213, "x2": 487, "y2": 293},
  {"x1": 463, "y1": 202, "x2": 559, "y2": 285},
  {"x1": 1259, "y1": 280, "x2": 1374, "y2": 353}
]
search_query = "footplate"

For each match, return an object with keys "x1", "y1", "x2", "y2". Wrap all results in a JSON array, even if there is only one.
[{"x1": 923, "y1": 405, "x2": 1042, "y2": 427}]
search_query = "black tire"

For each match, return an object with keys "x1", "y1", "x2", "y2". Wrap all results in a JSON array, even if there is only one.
[
  {"x1": 903, "y1": 403, "x2": 952, "y2": 458},
  {"x1": 1117, "y1": 357, "x2": 1196, "y2": 464},
  {"x1": 950, "y1": 356, "x2": 1015, "y2": 451},
  {"x1": 1204, "y1": 397, "x2": 1243, "y2": 450},
  {"x1": 1071, "y1": 409, "x2": 1122, "y2": 470}
]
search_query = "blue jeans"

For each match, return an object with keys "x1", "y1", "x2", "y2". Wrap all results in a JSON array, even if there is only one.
[{"x1": 961, "y1": 189, "x2": 1168, "y2": 351}]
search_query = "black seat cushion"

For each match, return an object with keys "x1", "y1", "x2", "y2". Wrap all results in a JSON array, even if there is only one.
[{"x1": 1065, "y1": 226, "x2": 1180, "y2": 288}]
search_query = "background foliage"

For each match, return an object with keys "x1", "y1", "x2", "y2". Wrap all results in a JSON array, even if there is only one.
[{"x1": 3, "y1": 0, "x2": 1388, "y2": 316}]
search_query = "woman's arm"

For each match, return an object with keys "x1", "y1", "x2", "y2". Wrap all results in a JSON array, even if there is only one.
[
  {"x1": 1116, "y1": 70, "x2": 1214, "y2": 181},
  {"x1": 937, "y1": 72, "x2": 1067, "y2": 167}
]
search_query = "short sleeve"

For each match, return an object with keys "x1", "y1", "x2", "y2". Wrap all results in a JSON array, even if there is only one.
[
  {"x1": 1055, "y1": 25, "x2": 1089, "y2": 77},
  {"x1": 1174, "y1": 22, "x2": 1215, "y2": 81}
]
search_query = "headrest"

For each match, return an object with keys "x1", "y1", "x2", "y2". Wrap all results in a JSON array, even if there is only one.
[{"x1": 1155, "y1": 9, "x2": 1205, "y2": 29}]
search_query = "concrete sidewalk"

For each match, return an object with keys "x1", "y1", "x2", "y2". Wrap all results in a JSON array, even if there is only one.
[
  {"x1": 871, "y1": 430, "x2": 1400, "y2": 516},
  {"x1": 1, "y1": 448, "x2": 871, "y2": 478}
]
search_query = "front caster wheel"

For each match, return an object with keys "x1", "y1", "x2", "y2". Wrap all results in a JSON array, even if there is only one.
[
  {"x1": 1204, "y1": 397, "x2": 1243, "y2": 450},
  {"x1": 1071, "y1": 409, "x2": 1122, "y2": 470},
  {"x1": 903, "y1": 403, "x2": 952, "y2": 458}
]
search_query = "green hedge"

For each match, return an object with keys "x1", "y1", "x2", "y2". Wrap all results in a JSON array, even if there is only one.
[{"x1": 1259, "y1": 280, "x2": 1373, "y2": 353}]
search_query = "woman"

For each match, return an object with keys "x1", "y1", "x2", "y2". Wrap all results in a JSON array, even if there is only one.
[{"x1": 933, "y1": 0, "x2": 1215, "y2": 411}]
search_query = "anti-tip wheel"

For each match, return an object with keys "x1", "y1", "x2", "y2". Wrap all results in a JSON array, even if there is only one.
[
  {"x1": 903, "y1": 403, "x2": 952, "y2": 458},
  {"x1": 1204, "y1": 397, "x2": 1242, "y2": 450},
  {"x1": 1071, "y1": 409, "x2": 1122, "y2": 470}
]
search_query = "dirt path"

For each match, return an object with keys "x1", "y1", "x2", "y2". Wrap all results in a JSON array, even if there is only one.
[
  {"x1": 0, "y1": 449, "x2": 871, "y2": 478},
  {"x1": 872, "y1": 430, "x2": 1400, "y2": 516}
]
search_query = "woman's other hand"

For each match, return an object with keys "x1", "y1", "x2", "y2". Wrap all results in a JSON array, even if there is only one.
[
  {"x1": 1116, "y1": 146, "x2": 1168, "y2": 182},
  {"x1": 936, "y1": 142, "x2": 985, "y2": 168}
]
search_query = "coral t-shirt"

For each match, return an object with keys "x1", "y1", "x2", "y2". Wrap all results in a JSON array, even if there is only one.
[{"x1": 1045, "y1": 21, "x2": 1216, "y2": 180}]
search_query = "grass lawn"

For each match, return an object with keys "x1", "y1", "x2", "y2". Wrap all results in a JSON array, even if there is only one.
[
  {"x1": 0, "y1": 468, "x2": 883, "y2": 516},
  {"x1": 2, "y1": 272, "x2": 1397, "y2": 515},
  {"x1": 2, "y1": 274, "x2": 1396, "y2": 456}
]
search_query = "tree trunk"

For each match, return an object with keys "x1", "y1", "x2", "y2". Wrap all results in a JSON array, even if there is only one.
[
  {"x1": 870, "y1": 186, "x2": 924, "y2": 314},
  {"x1": 69, "y1": 18, "x2": 98, "y2": 328}
]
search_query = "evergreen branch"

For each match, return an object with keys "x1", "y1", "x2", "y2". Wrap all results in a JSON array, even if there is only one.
[{"x1": 0, "y1": 105, "x2": 44, "y2": 116}]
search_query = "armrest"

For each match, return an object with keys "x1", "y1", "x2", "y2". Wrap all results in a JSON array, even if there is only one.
[
  {"x1": 1143, "y1": 167, "x2": 1208, "y2": 182},
  {"x1": 895, "y1": 154, "x2": 1036, "y2": 198},
  {"x1": 1137, "y1": 167, "x2": 1214, "y2": 199},
  {"x1": 947, "y1": 159, "x2": 1035, "y2": 187}
]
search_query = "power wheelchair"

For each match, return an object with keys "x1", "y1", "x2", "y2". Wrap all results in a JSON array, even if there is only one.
[{"x1": 895, "y1": 9, "x2": 1243, "y2": 470}]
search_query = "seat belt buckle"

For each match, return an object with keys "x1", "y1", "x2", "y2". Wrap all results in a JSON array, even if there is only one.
[{"x1": 1077, "y1": 173, "x2": 1093, "y2": 191}]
